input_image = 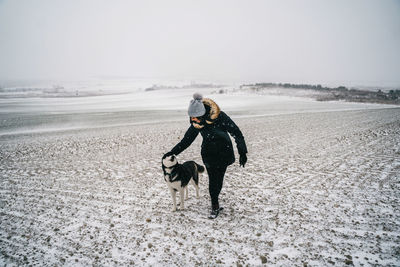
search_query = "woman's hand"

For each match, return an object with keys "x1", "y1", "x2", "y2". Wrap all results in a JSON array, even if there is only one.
[{"x1": 163, "y1": 151, "x2": 174, "y2": 158}]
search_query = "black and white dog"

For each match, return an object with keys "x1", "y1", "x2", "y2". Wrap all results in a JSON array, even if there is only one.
[{"x1": 162, "y1": 154, "x2": 204, "y2": 211}]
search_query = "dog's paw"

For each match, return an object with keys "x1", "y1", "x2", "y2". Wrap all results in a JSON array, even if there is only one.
[{"x1": 171, "y1": 207, "x2": 177, "y2": 212}]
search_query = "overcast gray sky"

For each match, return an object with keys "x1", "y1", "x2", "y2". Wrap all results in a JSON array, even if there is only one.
[{"x1": 0, "y1": 0, "x2": 399, "y2": 86}]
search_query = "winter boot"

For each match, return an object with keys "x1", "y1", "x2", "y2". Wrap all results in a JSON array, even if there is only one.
[{"x1": 208, "y1": 207, "x2": 224, "y2": 219}]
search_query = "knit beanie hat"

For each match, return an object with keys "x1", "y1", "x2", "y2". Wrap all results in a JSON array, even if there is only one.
[{"x1": 188, "y1": 93, "x2": 206, "y2": 117}]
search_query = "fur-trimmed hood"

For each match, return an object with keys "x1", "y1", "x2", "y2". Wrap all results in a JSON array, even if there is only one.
[
  {"x1": 192, "y1": 98, "x2": 221, "y2": 129},
  {"x1": 202, "y1": 98, "x2": 221, "y2": 124}
]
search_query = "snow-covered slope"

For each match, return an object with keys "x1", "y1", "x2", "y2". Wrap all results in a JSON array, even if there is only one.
[
  {"x1": 1, "y1": 105, "x2": 399, "y2": 266},
  {"x1": 0, "y1": 86, "x2": 395, "y2": 136}
]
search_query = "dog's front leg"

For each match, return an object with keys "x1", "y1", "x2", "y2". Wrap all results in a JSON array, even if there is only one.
[
  {"x1": 179, "y1": 188, "x2": 185, "y2": 210},
  {"x1": 170, "y1": 189, "x2": 177, "y2": 212},
  {"x1": 184, "y1": 187, "x2": 189, "y2": 200}
]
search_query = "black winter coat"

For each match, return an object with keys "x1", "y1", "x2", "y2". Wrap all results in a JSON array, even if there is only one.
[{"x1": 171, "y1": 98, "x2": 247, "y2": 168}]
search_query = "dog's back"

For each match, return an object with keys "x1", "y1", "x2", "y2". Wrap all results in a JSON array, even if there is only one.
[
  {"x1": 162, "y1": 155, "x2": 204, "y2": 187},
  {"x1": 182, "y1": 161, "x2": 205, "y2": 186}
]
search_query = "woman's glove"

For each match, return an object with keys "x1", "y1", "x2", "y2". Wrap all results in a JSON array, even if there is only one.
[
  {"x1": 239, "y1": 153, "x2": 247, "y2": 167},
  {"x1": 163, "y1": 151, "x2": 174, "y2": 159}
]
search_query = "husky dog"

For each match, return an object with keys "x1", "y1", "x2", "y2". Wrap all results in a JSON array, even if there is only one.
[{"x1": 162, "y1": 154, "x2": 204, "y2": 211}]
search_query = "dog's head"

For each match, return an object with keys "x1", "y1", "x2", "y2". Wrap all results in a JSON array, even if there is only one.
[{"x1": 162, "y1": 153, "x2": 178, "y2": 168}]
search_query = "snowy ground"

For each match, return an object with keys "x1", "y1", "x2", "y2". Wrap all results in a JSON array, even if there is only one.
[{"x1": 0, "y1": 88, "x2": 400, "y2": 266}]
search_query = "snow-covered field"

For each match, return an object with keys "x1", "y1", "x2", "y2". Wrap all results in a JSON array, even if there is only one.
[{"x1": 0, "y1": 86, "x2": 399, "y2": 266}]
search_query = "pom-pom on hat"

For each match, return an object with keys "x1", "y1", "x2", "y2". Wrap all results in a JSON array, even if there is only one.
[{"x1": 188, "y1": 93, "x2": 206, "y2": 117}]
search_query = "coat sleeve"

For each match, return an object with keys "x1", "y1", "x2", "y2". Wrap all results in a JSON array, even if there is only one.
[
  {"x1": 221, "y1": 112, "x2": 248, "y2": 155},
  {"x1": 170, "y1": 125, "x2": 200, "y2": 156}
]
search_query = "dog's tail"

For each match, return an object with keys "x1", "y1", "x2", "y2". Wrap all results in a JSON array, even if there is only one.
[{"x1": 196, "y1": 163, "x2": 205, "y2": 173}]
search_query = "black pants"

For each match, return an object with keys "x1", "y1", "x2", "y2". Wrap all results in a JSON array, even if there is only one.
[{"x1": 206, "y1": 164, "x2": 228, "y2": 210}]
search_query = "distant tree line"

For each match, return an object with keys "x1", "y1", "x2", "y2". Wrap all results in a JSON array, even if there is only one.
[
  {"x1": 388, "y1": 90, "x2": 400, "y2": 100},
  {"x1": 242, "y1": 82, "x2": 355, "y2": 91},
  {"x1": 246, "y1": 82, "x2": 331, "y2": 90},
  {"x1": 240, "y1": 82, "x2": 400, "y2": 104}
]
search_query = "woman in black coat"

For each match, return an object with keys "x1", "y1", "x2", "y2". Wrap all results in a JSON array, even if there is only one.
[{"x1": 165, "y1": 93, "x2": 247, "y2": 219}]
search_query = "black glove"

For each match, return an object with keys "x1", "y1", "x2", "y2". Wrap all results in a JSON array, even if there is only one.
[
  {"x1": 239, "y1": 153, "x2": 247, "y2": 168},
  {"x1": 163, "y1": 151, "x2": 174, "y2": 159}
]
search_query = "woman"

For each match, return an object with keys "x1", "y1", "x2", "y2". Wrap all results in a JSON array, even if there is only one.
[{"x1": 164, "y1": 93, "x2": 247, "y2": 219}]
